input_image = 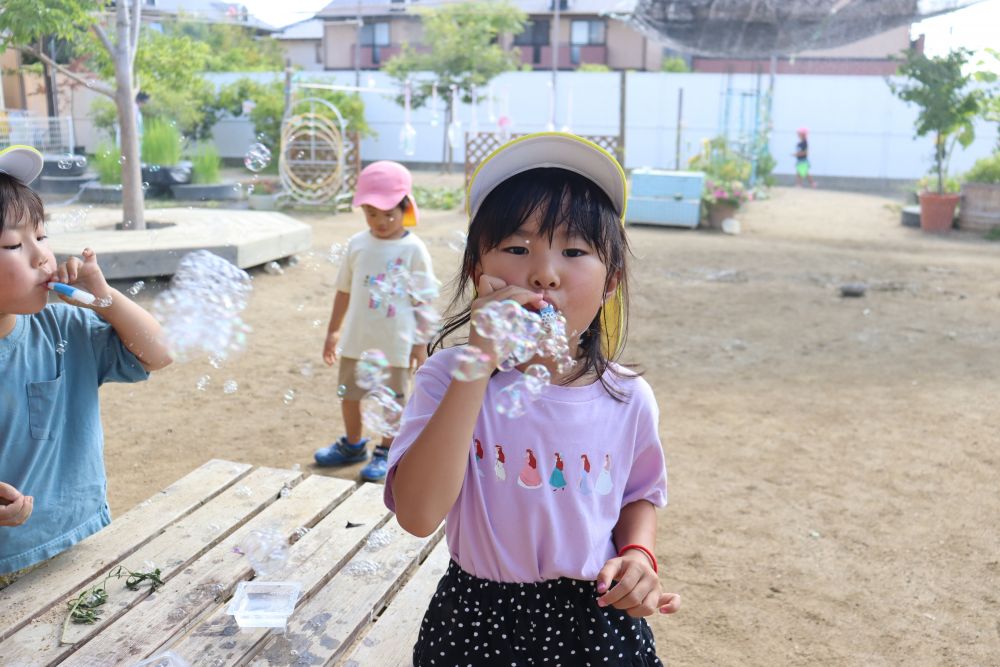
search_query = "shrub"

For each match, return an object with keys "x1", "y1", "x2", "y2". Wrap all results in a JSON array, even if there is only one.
[
  {"x1": 578, "y1": 63, "x2": 610, "y2": 72},
  {"x1": 413, "y1": 184, "x2": 462, "y2": 210},
  {"x1": 963, "y1": 152, "x2": 1000, "y2": 184},
  {"x1": 92, "y1": 143, "x2": 121, "y2": 185},
  {"x1": 141, "y1": 118, "x2": 183, "y2": 165},
  {"x1": 661, "y1": 56, "x2": 690, "y2": 73},
  {"x1": 191, "y1": 143, "x2": 221, "y2": 185}
]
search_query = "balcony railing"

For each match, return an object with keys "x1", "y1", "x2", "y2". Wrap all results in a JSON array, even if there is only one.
[{"x1": 518, "y1": 44, "x2": 607, "y2": 68}]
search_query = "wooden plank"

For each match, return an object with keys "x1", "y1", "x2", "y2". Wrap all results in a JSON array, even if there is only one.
[
  {"x1": 0, "y1": 466, "x2": 302, "y2": 666},
  {"x1": 166, "y1": 482, "x2": 392, "y2": 666},
  {"x1": 247, "y1": 519, "x2": 443, "y2": 667},
  {"x1": 341, "y1": 538, "x2": 451, "y2": 667},
  {"x1": 55, "y1": 474, "x2": 355, "y2": 667},
  {"x1": 0, "y1": 459, "x2": 252, "y2": 641}
]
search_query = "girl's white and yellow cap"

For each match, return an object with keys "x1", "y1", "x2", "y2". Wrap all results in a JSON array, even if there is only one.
[
  {"x1": 466, "y1": 132, "x2": 629, "y2": 358},
  {"x1": 0, "y1": 145, "x2": 44, "y2": 185}
]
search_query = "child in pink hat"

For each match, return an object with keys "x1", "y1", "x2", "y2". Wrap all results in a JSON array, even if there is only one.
[{"x1": 315, "y1": 161, "x2": 437, "y2": 482}]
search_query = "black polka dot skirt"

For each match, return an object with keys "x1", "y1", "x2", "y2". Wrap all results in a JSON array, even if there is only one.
[{"x1": 412, "y1": 559, "x2": 664, "y2": 666}]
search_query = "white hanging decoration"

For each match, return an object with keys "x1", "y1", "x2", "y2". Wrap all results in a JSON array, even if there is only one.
[
  {"x1": 497, "y1": 86, "x2": 512, "y2": 141},
  {"x1": 430, "y1": 83, "x2": 440, "y2": 127},
  {"x1": 447, "y1": 84, "x2": 462, "y2": 149},
  {"x1": 399, "y1": 79, "x2": 417, "y2": 156}
]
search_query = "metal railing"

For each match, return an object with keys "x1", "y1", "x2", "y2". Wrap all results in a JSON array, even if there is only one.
[{"x1": 0, "y1": 112, "x2": 75, "y2": 154}]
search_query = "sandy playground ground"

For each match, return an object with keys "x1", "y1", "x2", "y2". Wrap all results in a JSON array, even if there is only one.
[{"x1": 88, "y1": 181, "x2": 999, "y2": 666}]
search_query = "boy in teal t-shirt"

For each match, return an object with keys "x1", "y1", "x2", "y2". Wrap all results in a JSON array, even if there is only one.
[{"x1": 0, "y1": 146, "x2": 173, "y2": 588}]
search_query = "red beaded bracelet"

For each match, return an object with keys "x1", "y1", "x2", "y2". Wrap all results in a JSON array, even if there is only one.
[{"x1": 617, "y1": 543, "x2": 658, "y2": 573}]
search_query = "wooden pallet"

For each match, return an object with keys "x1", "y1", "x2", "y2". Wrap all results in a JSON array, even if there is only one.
[{"x1": 0, "y1": 460, "x2": 444, "y2": 666}]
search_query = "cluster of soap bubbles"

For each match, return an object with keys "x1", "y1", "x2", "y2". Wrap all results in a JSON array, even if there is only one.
[
  {"x1": 471, "y1": 300, "x2": 544, "y2": 373},
  {"x1": 244, "y1": 143, "x2": 271, "y2": 172},
  {"x1": 454, "y1": 301, "x2": 576, "y2": 418},
  {"x1": 239, "y1": 525, "x2": 288, "y2": 576},
  {"x1": 327, "y1": 243, "x2": 346, "y2": 266},
  {"x1": 57, "y1": 154, "x2": 87, "y2": 170},
  {"x1": 152, "y1": 250, "x2": 253, "y2": 363},
  {"x1": 366, "y1": 263, "x2": 442, "y2": 345},
  {"x1": 127, "y1": 280, "x2": 145, "y2": 296},
  {"x1": 356, "y1": 349, "x2": 404, "y2": 438}
]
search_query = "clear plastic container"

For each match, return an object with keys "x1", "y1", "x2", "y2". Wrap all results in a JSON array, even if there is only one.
[
  {"x1": 226, "y1": 581, "x2": 302, "y2": 630},
  {"x1": 130, "y1": 651, "x2": 191, "y2": 667}
]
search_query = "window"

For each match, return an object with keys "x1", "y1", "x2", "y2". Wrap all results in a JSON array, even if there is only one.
[
  {"x1": 570, "y1": 20, "x2": 604, "y2": 46},
  {"x1": 549, "y1": 0, "x2": 569, "y2": 9},
  {"x1": 570, "y1": 19, "x2": 604, "y2": 65},
  {"x1": 360, "y1": 22, "x2": 391, "y2": 47},
  {"x1": 513, "y1": 19, "x2": 550, "y2": 65},
  {"x1": 513, "y1": 20, "x2": 550, "y2": 47}
]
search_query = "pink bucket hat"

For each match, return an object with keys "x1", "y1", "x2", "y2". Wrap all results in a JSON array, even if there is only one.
[{"x1": 352, "y1": 160, "x2": 419, "y2": 227}]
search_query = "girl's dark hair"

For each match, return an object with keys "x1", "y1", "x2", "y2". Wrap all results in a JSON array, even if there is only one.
[
  {"x1": 0, "y1": 174, "x2": 44, "y2": 236},
  {"x1": 430, "y1": 167, "x2": 636, "y2": 401},
  {"x1": 397, "y1": 195, "x2": 409, "y2": 213}
]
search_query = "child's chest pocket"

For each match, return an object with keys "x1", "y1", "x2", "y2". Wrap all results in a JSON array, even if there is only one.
[{"x1": 27, "y1": 374, "x2": 65, "y2": 441}]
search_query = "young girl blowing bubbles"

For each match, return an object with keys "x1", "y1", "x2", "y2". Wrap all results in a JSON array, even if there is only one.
[{"x1": 385, "y1": 133, "x2": 680, "y2": 666}]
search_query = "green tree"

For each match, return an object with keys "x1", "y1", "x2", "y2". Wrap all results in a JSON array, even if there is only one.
[
  {"x1": 164, "y1": 19, "x2": 284, "y2": 72},
  {"x1": 0, "y1": 0, "x2": 149, "y2": 228},
  {"x1": 889, "y1": 48, "x2": 986, "y2": 194},
  {"x1": 383, "y1": 1, "x2": 527, "y2": 169}
]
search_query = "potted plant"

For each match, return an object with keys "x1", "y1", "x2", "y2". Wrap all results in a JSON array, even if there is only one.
[
  {"x1": 246, "y1": 178, "x2": 283, "y2": 210},
  {"x1": 889, "y1": 48, "x2": 986, "y2": 233},
  {"x1": 959, "y1": 152, "x2": 1000, "y2": 232},
  {"x1": 141, "y1": 118, "x2": 191, "y2": 196},
  {"x1": 702, "y1": 178, "x2": 751, "y2": 229},
  {"x1": 80, "y1": 143, "x2": 130, "y2": 204},
  {"x1": 171, "y1": 143, "x2": 241, "y2": 201}
]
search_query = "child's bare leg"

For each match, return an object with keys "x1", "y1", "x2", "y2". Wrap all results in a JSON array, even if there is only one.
[
  {"x1": 380, "y1": 436, "x2": 393, "y2": 451},
  {"x1": 342, "y1": 399, "x2": 364, "y2": 443}
]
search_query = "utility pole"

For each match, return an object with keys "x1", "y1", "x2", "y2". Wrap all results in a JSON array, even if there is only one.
[
  {"x1": 551, "y1": 0, "x2": 560, "y2": 130},
  {"x1": 355, "y1": 0, "x2": 363, "y2": 88}
]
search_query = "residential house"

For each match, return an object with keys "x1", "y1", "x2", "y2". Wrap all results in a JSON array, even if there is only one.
[{"x1": 297, "y1": 0, "x2": 922, "y2": 76}]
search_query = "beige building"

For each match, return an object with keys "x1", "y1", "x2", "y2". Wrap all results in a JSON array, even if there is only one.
[{"x1": 311, "y1": 0, "x2": 667, "y2": 72}]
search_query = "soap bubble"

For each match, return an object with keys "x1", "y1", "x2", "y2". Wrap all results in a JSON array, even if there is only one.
[
  {"x1": 408, "y1": 271, "x2": 440, "y2": 303},
  {"x1": 399, "y1": 123, "x2": 417, "y2": 157},
  {"x1": 127, "y1": 280, "x2": 145, "y2": 296},
  {"x1": 244, "y1": 142, "x2": 271, "y2": 172},
  {"x1": 223, "y1": 380, "x2": 238, "y2": 394},
  {"x1": 495, "y1": 383, "x2": 525, "y2": 418},
  {"x1": 355, "y1": 349, "x2": 389, "y2": 390},
  {"x1": 361, "y1": 385, "x2": 403, "y2": 437},
  {"x1": 451, "y1": 345, "x2": 492, "y2": 381},
  {"x1": 328, "y1": 243, "x2": 346, "y2": 266},
  {"x1": 239, "y1": 525, "x2": 288, "y2": 576},
  {"x1": 447, "y1": 230, "x2": 467, "y2": 254},
  {"x1": 264, "y1": 261, "x2": 283, "y2": 276},
  {"x1": 55, "y1": 340, "x2": 67, "y2": 355},
  {"x1": 412, "y1": 304, "x2": 442, "y2": 345},
  {"x1": 152, "y1": 250, "x2": 254, "y2": 363},
  {"x1": 196, "y1": 375, "x2": 211, "y2": 391},
  {"x1": 283, "y1": 389, "x2": 295, "y2": 404},
  {"x1": 58, "y1": 154, "x2": 74, "y2": 170},
  {"x1": 523, "y1": 364, "x2": 551, "y2": 394}
]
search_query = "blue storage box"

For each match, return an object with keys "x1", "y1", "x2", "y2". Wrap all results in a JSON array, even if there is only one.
[
  {"x1": 625, "y1": 169, "x2": 704, "y2": 228},
  {"x1": 630, "y1": 169, "x2": 704, "y2": 199},
  {"x1": 625, "y1": 196, "x2": 700, "y2": 228}
]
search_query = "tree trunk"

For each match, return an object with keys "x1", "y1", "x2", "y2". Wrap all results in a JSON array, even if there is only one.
[{"x1": 114, "y1": 2, "x2": 145, "y2": 230}]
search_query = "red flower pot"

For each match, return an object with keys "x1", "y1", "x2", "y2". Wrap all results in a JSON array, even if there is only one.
[{"x1": 918, "y1": 192, "x2": 960, "y2": 233}]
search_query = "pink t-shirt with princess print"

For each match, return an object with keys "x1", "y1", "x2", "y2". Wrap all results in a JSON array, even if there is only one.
[{"x1": 385, "y1": 346, "x2": 668, "y2": 583}]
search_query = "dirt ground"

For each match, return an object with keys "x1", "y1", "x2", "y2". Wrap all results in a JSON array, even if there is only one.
[{"x1": 94, "y1": 181, "x2": 999, "y2": 666}]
